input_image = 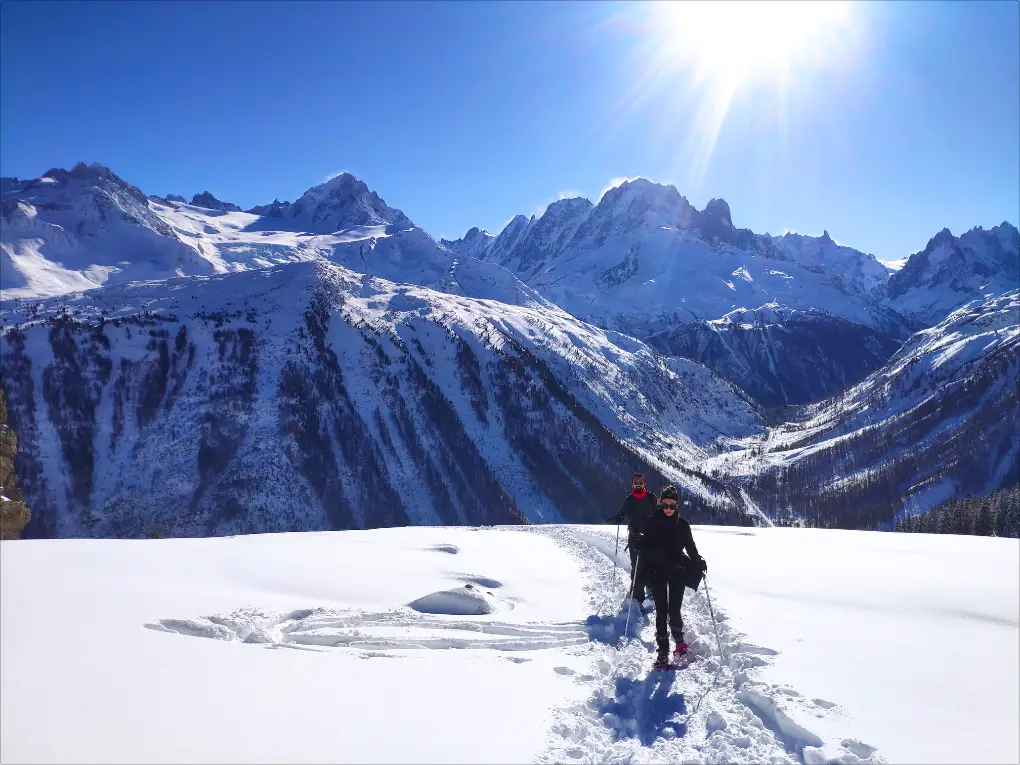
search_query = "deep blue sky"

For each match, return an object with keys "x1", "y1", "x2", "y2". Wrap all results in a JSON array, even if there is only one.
[{"x1": 2, "y1": 1, "x2": 1017, "y2": 260}]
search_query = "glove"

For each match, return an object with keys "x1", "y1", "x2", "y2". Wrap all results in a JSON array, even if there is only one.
[{"x1": 698, "y1": 558, "x2": 708, "y2": 573}]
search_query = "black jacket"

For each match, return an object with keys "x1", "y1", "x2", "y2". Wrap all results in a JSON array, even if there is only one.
[
  {"x1": 638, "y1": 510, "x2": 703, "y2": 577},
  {"x1": 610, "y1": 492, "x2": 658, "y2": 538}
]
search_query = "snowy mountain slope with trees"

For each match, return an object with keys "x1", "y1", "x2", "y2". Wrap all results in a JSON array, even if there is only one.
[
  {"x1": 5, "y1": 165, "x2": 1016, "y2": 409},
  {"x1": 2, "y1": 524, "x2": 1017, "y2": 764},
  {"x1": 893, "y1": 483, "x2": 1020, "y2": 537},
  {"x1": 457, "y1": 181, "x2": 916, "y2": 405},
  {"x1": 646, "y1": 305, "x2": 903, "y2": 407},
  {"x1": 718, "y1": 291, "x2": 1020, "y2": 528},
  {"x1": 1, "y1": 162, "x2": 1017, "y2": 532},
  {"x1": 0, "y1": 260, "x2": 762, "y2": 539}
]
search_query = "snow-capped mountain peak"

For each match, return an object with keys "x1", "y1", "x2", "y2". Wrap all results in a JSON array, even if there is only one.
[
  {"x1": 485, "y1": 197, "x2": 595, "y2": 276},
  {"x1": 484, "y1": 213, "x2": 538, "y2": 266},
  {"x1": 441, "y1": 226, "x2": 495, "y2": 259},
  {"x1": 190, "y1": 191, "x2": 241, "y2": 212},
  {"x1": 887, "y1": 221, "x2": 1019, "y2": 325},
  {"x1": 13, "y1": 162, "x2": 150, "y2": 206},
  {"x1": 247, "y1": 172, "x2": 413, "y2": 233},
  {"x1": 572, "y1": 179, "x2": 697, "y2": 247},
  {"x1": 696, "y1": 197, "x2": 735, "y2": 242},
  {"x1": 1, "y1": 161, "x2": 210, "y2": 296},
  {"x1": 770, "y1": 230, "x2": 889, "y2": 295}
]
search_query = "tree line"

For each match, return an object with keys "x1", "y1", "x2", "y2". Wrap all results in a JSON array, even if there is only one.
[{"x1": 894, "y1": 483, "x2": 1019, "y2": 538}]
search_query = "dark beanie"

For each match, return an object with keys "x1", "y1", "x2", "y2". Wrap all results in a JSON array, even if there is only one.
[{"x1": 660, "y1": 485, "x2": 678, "y2": 502}]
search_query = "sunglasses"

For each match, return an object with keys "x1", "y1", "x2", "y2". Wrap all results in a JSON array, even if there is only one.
[{"x1": 661, "y1": 500, "x2": 677, "y2": 508}]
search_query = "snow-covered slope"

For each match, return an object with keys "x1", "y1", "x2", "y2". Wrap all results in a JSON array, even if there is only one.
[
  {"x1": 721, "y1": 290, "x2": 1020, "y2": 528},
  {"x1": 887, "y1": 223, "x2": 1019, "y2": 327},
  {"x1": 1, "y1": 165, "x2": 476, "y2": 301},
  {"x1": 1, "y1": 163, "x2": 215, "y2": 297},
  {"x1": 0, "y1": 260, "x2": 762, "y2": 539},
  {"x1": 2, "y1": 524, "x2": 1017, "y2": 764}
]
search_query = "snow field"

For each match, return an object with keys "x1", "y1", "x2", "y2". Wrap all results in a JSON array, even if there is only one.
[{"x1": 1, "y1": 524, "x2": 1017, "y2": 764}]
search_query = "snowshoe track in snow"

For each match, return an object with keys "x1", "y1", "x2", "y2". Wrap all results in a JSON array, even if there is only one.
[
  {"x1": 528, "y1": 525, "x2": 886, "y2": 765},
  {"x1": 146, "y1": 598, "x2": 586, "y2": 652}
]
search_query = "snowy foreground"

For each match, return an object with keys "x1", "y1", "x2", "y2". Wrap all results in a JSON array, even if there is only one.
[{"x1": 2, "y1": 525, "x2": 1017, "y2": 764}]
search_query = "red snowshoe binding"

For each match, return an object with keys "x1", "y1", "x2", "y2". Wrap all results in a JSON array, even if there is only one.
[{"x1": 673, "y1": 642, "x2": 692, "y2": 666}]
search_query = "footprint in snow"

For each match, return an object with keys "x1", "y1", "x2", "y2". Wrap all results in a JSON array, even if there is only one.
[{"x1": 455, "y1": 574, "x2": 503, "y2": 588}]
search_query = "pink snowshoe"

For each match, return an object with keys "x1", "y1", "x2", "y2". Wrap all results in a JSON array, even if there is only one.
[{"x1": 673, "y1": 643, "x2": 693, "y2": 665}]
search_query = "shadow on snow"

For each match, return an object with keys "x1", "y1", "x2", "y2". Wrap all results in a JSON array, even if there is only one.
[
  {"x1": 596, "y1": 672, "x2": 688, "y2": 746},
  {"x1": 584, "y1": 598, "x2": 649, "y2": 645}
]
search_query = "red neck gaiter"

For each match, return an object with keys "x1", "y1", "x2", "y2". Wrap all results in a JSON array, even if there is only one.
[{"x1": 632, "y1": 489, "x2": 647, "y2": 499}]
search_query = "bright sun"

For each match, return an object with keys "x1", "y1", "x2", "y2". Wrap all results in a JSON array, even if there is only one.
[
  {"x1": 616, "y1": 1, "x2": 859, "y2": 191},
  {"x1": 651, "y1": 0, "x2": 853, "y2": 85}
]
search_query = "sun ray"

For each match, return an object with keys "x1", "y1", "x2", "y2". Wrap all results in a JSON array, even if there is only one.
[{"x1": 601, "y1": 1, "x2": 859, "y2": 195}]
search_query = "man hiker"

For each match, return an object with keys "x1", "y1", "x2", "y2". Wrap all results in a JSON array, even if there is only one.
[
  {"x1": 638, "y1": 484, "x2": 708, "y2": 668},
  {"x1": 608, "y1": 472, "x2": 658, "y2": 604}
]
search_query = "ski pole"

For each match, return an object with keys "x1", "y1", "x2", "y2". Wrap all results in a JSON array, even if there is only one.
[
  {"x1": 599, "y1": 523, "x2": 622, "y2": 617},
  {"x1": 612, "y1": 523, "x2": 621, "y2": 584},
  {"x1": 622, "y1": 551, "x2": 640, "y2": 644},
  {"x1": 703, "y1": 574, "x2": 728, "y2": 667},
  {"x1": 690, "y1": 574, "x2": 729, "y2": 716}
]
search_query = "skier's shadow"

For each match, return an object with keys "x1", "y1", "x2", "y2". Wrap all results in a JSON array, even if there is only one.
[{"x1": 597, "y1": 671, "x2": 687, "y2": 745}]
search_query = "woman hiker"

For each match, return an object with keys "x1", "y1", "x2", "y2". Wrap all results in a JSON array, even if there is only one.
[{"x1": 638, "y1": 484, "x2": 708, "y2": 668}]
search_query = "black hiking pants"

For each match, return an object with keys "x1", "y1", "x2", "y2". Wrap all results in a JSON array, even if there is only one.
[{"x1": 648, "y1": 565, "x2": 685, "y2": 651}]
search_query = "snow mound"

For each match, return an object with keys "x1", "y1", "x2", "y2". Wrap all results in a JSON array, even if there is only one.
[{"x1": 408, "y1": 584, "x2": 511, "y2": 615}]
